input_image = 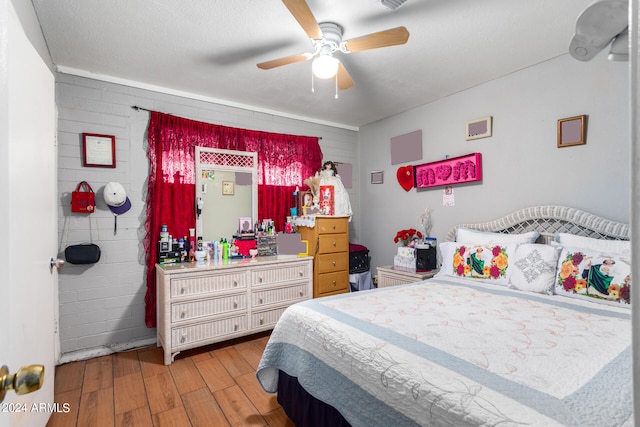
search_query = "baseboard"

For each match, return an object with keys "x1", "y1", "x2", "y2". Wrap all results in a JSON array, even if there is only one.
[{"x1": 57, "y1": 337, "x2": 158, "y2": 365}]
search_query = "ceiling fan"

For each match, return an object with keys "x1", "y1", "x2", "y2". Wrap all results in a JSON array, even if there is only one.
[{"x1": 257, "y1": 0, "x2": 410, "y2": 92}]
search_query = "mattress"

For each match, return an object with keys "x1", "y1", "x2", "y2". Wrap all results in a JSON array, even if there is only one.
[{"x1": 256, "y1": 276, "x2": 632, "y2": 426}]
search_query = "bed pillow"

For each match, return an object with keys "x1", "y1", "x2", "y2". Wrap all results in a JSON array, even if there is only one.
[
  {"x1": 555, "y1": 246, "x2": 631, "y2": 306},
  {"x1": 508, "y1": 244, "x2": 562, "y2": 294},
  {"x1": 456, "y1": 227, "x2": 539, "y2": 245},
  {"x1": 436, "y1": 241, "x2": 516, "y2": 285},
  {"x1": 554, "y1": 233, "x2": 630, "y2": 256}
]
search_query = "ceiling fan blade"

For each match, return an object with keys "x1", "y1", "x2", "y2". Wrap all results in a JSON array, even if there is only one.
[
  {"x1": 282, "y1": 0, "x2": 323, "y2": 39},
  {"x1": 257, "y1": 54, "x2": 310, "y2": 70},
  {"x1": 337, "y1": 63, "x2": 354, "y2": 91},
  {"x1": 343, "y1": 26, "x2": 410, "y2": 53}
]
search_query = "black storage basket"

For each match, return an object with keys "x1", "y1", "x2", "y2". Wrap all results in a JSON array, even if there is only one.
[{"x1": 349, "y1": 250, "x2": 370, "y2": 274}]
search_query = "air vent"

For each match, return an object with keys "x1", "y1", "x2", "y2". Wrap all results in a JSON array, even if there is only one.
[{"x1": 378, "y1": 0, "x2": 408, "y2": 11}]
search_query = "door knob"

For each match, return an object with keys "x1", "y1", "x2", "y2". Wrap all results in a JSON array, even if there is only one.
[
  {"x1": 0, "y1": 365, "x2": 45, "y2": 403},
  {"x1": 50, "y1": 258, "x2": 65, "y2": 269}
]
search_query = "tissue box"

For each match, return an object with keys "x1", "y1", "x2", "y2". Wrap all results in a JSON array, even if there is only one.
[
  {"x1": 394, "y1": 255, "x2": 416, "y2": 272},
  {"x1": 397, "y1": 246, "x2": 415, "y2": 257}
]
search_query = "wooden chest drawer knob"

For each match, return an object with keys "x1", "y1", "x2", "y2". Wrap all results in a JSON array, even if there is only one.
[
  {"x1": 233, "y1": 301, "x2": 238, "y2": 309},
  {"x1": 233, "y1": 280, "x2": 239, "y2": 287},
  {"x1": 180, "y1": 311, "x2": 186, "y2": 319},
  {"x1": 332, "y1": 280, "x2": 337, "y2": 286},
  {"x1": 180, "y1": 335, "x2": 186, "y2": 344},
  {"x1": 180, "y1": 287, "x2": 185, "y2": 295},
  {"x1": 332, "y1": 241, "x2": 337, "y2": 247}
]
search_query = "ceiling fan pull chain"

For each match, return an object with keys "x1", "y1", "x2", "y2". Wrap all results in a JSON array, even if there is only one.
[
  {"x1": 335, "y1": 75, "x2": 339, "y2": 99},
  {"x1": 311, "y1": 69, "x2": 315, "y2": 93}
]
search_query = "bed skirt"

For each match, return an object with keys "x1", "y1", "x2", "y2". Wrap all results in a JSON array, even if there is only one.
[{"x1": 278, "y1": 370, "x2": 352, "y2": 427}]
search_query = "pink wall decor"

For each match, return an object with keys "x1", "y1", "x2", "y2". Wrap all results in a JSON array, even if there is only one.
[
  {"x1": 396, "y1": 166, "x2": 414, "y2": 191},
  {"x1": 414, "y1": 153, "x2": 482, "y2": 189}
]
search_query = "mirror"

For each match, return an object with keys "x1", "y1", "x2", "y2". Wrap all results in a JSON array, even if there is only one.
[{"x1": 195, "y1": 147, "x2": 258, "y2": 242}]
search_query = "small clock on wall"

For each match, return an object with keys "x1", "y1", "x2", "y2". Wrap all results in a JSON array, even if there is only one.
[{"x1": 82, "y1": 133, "x2": 116, "y2": 168}]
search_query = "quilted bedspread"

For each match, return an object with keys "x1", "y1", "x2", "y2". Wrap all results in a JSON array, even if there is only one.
[{"x1": 256, "y1": 277, "x2": 633, "y2": 426}]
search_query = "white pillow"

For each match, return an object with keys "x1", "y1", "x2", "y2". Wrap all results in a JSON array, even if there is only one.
[
  {"x1": 554, "y1": 233, "x2": 630, "y2": 256},
  {"x1": 508, "y1": 244, "x2": 561, "y2": 294},
  {"x1": 456, "y1": 227, "x2": 539, "y2": 244}
]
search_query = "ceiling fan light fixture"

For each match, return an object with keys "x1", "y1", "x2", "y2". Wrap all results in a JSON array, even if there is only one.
[
  {"x1": 378, "y1": 0, "x2": 408, "y2": 11},
  {"x1": 312, "y1": 55, "x2": 339, "y2": 79}
]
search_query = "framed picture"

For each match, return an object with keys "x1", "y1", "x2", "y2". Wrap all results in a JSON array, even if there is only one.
[
  {"x1": 238, "y1": 217, "x2": 252, "y2": 234},
  {"x1": 558, "y1": 115, "x2": 587, "y2": 148},
  {"x1": 298, "y1": 190, "x2": 321, "y2": 215},
  {"x1": 465, "y1": 116, "x2": 493, "y2": 141},
  {"x1": 82, "y1": 133, "x2": 116, "y2": 168},
  {"x1": 222, "y1": 181, "x2": 234, "y2": 195},
  {"x1": 371, "y1": 171, "x2": 384, "y2": 184}
]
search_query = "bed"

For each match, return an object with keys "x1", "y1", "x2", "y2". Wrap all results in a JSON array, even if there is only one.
[{"x1": 256, "y1": 206, "x2": 633, "y2": 426}]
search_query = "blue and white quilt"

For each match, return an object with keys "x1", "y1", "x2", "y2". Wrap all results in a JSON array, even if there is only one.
[{"x1": 256, "y1": 277, "x2": 632, "y2": 426}]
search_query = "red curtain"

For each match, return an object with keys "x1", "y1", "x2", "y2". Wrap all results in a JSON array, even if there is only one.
[{"x1": 143, "y1": 111, "x2": 322, "y2": 327}]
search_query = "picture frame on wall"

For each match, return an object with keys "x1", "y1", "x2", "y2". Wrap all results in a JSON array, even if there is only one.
[
  {"x1": 557, "y1": 115, "x2": 587, "y2": 148},
  {"x1": 222, "y1": 181, "x2": 234, "y2": 195},
  {"x1": 82, "y1": 133, "x2": 116, "y2": 168},
  {"x1": 371, "y1": 171, "x2": 384, "y2": 184}
]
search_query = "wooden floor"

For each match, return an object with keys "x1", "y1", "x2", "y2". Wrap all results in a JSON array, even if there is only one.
[{"x1": 46, "y1": 332, "x2": 294, "y2": 427}]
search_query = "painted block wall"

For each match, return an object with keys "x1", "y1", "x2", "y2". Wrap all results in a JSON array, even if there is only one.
[
  {"x1": 56, "y1": 73, "x2": 358, "y2": 359},
  {"x1": 358, "y1": 53, "x2": 630, "y2": 274}
]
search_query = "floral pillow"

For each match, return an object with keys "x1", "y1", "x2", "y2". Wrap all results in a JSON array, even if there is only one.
[
  {"x1": 436, "y1": 242, "x2": 515, "y2": 285},
  {"x1": 555, "y1": 246, "x2": 631, "y2": 306},
  {"x1": 508, "y1": 244, "x2": 562, "y2": 294}
]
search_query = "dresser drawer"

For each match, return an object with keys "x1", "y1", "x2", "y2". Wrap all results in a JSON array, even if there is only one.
[
  {"x1": 171, "y1": 293, "x2": 247, "y2": 322},
  {"x1": 317, "y1": 252, "x2": 348, "y2": 274},
  {"x1": 251, "y1": 263, "x2": 310, "y2": 286},
  {"x1": 252, "y1": 283, "x2": 310, "y2": 307},
  {"x1": 171, "y1": 272, "x2": 246, "y2": 297},
  {"x1": 172, "y1": 314, "x2": 248, "y2": 346},
  {"x1": 317, "y1": 271, "x2": 349, "y2": 295},
  {"x1": 318, "y1": 233, "x2": 348, "y2": 254},
  {"x1": 251, "y1": 306, "x2": 289, "y2": 329},
  {"x1": 317, "y1": 218, "x2": 349, "y2": 234}
]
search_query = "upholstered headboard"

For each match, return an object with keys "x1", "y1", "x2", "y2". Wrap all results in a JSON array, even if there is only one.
[{"x1": 445, "y1": 206, "x2": 630, "y2": 244}]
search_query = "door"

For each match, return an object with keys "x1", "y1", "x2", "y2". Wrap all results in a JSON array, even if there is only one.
[{"x1": 0, "y1": 2, "x2": 57, "y2": 426}]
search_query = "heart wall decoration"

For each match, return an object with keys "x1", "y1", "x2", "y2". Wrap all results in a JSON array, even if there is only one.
[{"x1": 396, "y1": 166, "x2": 414, "y2": 191}]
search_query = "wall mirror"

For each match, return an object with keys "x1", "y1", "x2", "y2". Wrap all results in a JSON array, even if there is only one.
[{"x1": 195, "y1": 147, "x2": 258, "y2": 242}]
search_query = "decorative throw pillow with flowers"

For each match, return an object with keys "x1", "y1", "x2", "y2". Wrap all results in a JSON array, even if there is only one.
[
  {"x1": 555, "y1": 246, "x2": 631, "y2": 305},
  {"x1": 451, "y1": 243, "x2": 514, "y2": 285}
]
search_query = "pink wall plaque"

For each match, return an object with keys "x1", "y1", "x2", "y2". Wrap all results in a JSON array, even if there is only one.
[{"x1": 414, "y1": 153, "x2": 482, "y2": 189}]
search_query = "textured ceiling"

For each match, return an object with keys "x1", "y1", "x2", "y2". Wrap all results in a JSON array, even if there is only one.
[{"x1": 32, "y1": 0, "x2": 598, "y2": 129}]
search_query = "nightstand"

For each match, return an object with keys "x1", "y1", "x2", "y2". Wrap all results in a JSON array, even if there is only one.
[{"x1": 376, "y1": 266, "x2": 437, "y2": 288}]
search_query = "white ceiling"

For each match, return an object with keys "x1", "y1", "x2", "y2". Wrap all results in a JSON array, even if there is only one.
[{"x1": 31, "y1": 0, "x2": 598, "y2": 129}]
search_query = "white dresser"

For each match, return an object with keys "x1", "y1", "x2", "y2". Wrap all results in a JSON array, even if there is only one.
[{"x1": 156, "y1": 256, "x2": 312, "y2": 365}]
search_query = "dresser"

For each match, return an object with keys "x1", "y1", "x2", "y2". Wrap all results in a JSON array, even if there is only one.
[
  {"x1": 376, "y1": 266, "x2": 437, "y2": 288},
  {"x1": 298, "y1": 216, "x2": 350, "y2": 298},
  {"x1": 156, "y1": 256, "x2": 312, "y2": 365}
]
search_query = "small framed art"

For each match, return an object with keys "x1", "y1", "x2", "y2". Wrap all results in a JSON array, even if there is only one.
[
  {"x1": 371, "y1": 171, "x2": 384, "y2": 184},
  {"x1": 557, "y1": 115, "x2": 587, "y2": 148},
  {"x1": 222, "y1": 181, "x2": 234, "y2": 195},
  {"x1": 82, "y1": 133, "x2": 116, "y2": 168}
]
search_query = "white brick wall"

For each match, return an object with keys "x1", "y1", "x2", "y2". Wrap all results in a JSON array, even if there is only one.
[{"x1": 56, "y1": 73, "x2": 358, "y2": 359}]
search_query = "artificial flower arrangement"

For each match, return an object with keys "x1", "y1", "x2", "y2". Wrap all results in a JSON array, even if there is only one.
[{"x1": 394, "y1": 228, "x2": 423, "y2": 247}]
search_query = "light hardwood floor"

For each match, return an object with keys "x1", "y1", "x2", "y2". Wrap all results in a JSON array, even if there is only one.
[{"x1": 46, "y1": 332, "x2": 295, "y2": 427}]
